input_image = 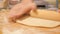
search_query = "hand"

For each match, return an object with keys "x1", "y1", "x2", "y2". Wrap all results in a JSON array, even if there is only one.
[
  {"x1": 58, "y1": 9, "x2": 60, "y2": 13},
  {"x1": 8, "y1": 1, "x2": 37, "y2": 22}
]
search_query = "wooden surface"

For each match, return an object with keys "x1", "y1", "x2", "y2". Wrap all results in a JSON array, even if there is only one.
[
  {"x1": 0, "y1": 9, "x2": 60, "y2": 34},
  {"x1": 1, "y1": 23, "x2": 60, "y2": 34}
]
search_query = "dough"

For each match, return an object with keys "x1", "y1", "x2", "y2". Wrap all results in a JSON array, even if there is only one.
[
  {"x1": 30, "y1": 9, "x2": 60, "y2": 21},
  {"x1": 16, "y1": 17, "x2": 60, "y2": 27}
]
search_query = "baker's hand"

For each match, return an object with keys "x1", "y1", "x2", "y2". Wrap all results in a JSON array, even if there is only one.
[
  {"x1": 8, "y1": 1, "x2": 37, "y2": 22},
  {"x1": 58, "y1": 10, "x2": 60, "y2": 13}
]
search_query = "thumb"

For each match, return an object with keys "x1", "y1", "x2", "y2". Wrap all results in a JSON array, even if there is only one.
[{"x1": 31, "y1": 4, "x2": 37, "y2": 14}]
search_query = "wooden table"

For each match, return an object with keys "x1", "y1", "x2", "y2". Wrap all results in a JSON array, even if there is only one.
[{"x1": 0, "y1": 9, "x2": 60, "y2": 34}]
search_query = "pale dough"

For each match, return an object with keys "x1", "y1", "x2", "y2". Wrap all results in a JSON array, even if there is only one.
[
  {"x1": 30, "y1": 9, "x2": 60, "y2": 21},
  {"x1": 16, "y1": 17, "x2": 60, "y2": 27}
]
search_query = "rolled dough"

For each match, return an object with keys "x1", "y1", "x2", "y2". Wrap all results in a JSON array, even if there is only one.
[
  {"x1": 16, "y1": 17, "x2": 60, "y2": 27},
  {"x1": 30, "y1": 9, "x2": 60, "y2": 21}
]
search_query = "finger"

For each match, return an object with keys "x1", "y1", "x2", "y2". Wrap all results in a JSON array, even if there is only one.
[
  {"x1": 31, "y1": 3, "x2": 37, "y2": 14},
  {"x1": 32, "y1": 3, "x2": 37, "y2": 10}
]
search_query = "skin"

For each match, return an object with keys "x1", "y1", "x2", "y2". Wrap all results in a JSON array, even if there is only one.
[
  {"x1": 8, "y1": 0, "x2": 37, "y2": 22},
  {"x1": 58, "y1": 9, "x2": 60, "y2": 13}
]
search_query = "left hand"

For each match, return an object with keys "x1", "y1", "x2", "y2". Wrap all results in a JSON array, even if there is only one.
[{"x1": 8, "y1": 1, "x2": 37, "y2": 22}]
